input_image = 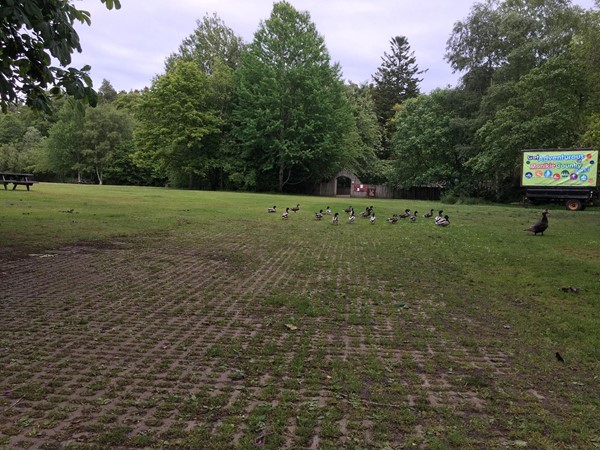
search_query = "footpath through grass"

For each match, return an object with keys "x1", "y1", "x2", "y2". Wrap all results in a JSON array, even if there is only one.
[{"x1": 0, "y1": 183, "x2": 599, "y2": 449}]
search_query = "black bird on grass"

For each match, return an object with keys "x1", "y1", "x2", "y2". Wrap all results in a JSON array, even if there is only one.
[{"x1": 525, "y1": 209, "x2": 549, "y2": 236}]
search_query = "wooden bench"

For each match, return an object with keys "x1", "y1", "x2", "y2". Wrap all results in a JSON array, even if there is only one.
[{"x1": 0, "y1": 172, "x2": 37, "y2": 191}]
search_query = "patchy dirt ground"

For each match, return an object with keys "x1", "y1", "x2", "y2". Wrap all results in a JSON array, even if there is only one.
[{"x1": 0, "y1": 232, "x2": 592, "y2": 449}]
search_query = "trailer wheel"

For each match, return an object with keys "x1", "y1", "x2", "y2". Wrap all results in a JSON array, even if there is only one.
[{"x1": 566, "y1": 199, "x2": 583, "y2": 211}]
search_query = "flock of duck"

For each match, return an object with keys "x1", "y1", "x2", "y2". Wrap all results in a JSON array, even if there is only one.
[
  {"x1": 268, "y1": 204, "x2": 551, "y2": 235},
  {"x1": 267, "y1": 204, "x2": 451, "y2": 226}
]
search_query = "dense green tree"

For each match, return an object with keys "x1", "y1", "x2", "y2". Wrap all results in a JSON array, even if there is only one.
[
  {"x1": 343, "y1": 83, "x2": 386, "y2": 183},
  {"x1": 372, "y1": 36, "x2": 423, "y2": 125},
  {"x1": 42, "y1": 101, "x2": 84, "y2": 181},
  {"x1": 134, "y1": 60, "x2": 223, "y2": 188},
  {"x1": 471, "y1": 54, "x2": 586, "y2": 199},
  {"x1": 572, "y1": 7, "x2": 600, "y2": 144},
  {"x1": 446, "y1": 0, "x2": 585, "y2": 93},
  {"x1": 165, "y1": 13, "x2": 244, "y2": 75},
  {"x1": 0, "y1": 110, "x2": 26, "y2": 145},
  {"x1": 390, "y1": 89, "x2": 472, "y2": 191},
  {"x1": 371, "y1": 36, "x2": 424, "y2": 158},
  {"x1": 80, "y1": 103, "x2": 132, "y2": 184},
  {"x1": 0, "y1": 126, "x2": 44, "y2": 172},
  {"x1": 0, "y1": 0, "x2": 121, "y2": 113},
  {"x1": 161, "y1": 14, "x2": 241, "y2": 189},
  {"x1": 232, "y1": 1, "x2": 359, "y2": 192},
  {"x1": 441, "y1": 0, "x2": 591, "y2": 200},
  {"x1": 98, "y1": 79, "x2": 118, "y2": 103}
]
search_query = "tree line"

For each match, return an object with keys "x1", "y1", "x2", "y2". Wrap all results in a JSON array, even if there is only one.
[{"x1": 1, "y1": 0, "x2": 598, "y2": 201}]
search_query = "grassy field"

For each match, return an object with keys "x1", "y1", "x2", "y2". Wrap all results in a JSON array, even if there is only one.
[{"x1": 0, "y1": 183, "x2": 599, "y2": 449}]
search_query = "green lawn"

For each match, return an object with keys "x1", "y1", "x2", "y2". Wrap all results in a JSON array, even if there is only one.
[{"x1": 1, "y1": 183, "x2": 598, "y2": 449}]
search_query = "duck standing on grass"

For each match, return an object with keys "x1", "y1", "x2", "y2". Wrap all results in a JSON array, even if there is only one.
[
  {"x1": 423, "y1": 209, "x2": 434, "y2": 218},
  {"x1": 315, "y1": 209, "x2": 324, "y2": 220},
  {"x1": 434, "y1": 210, "x2": 444, "y2": 222},
  {"x1": 525, "y1": 209, "x2": 549, "y2": 236},
  {"x1": 282, "y1": 207, "x2": 290, "y2": 219},
  {"x1": 291, "y1": 204, "x2": 300, "y2": 213},
  {"x1": 343, "y1": 206, "x2": 353, "y2": 213},
  {"x1": 332, "y1": 212, "x2": 339, "y2": 224},
  {"x1": 370, "y1": 212, "x2": 376, "y2": 224},
  {"x1": 325, "y1": 206, "x2": 332, "y2": 215},
  {"x1": 410, "y1": 211, "x2": 418, "y2": 222},
  {"x1": 399, "y1": 209, "x2": 411, "y2": 218},
  {"x1": 267, "y1": 206, "x2": 277, "y2": 213}
]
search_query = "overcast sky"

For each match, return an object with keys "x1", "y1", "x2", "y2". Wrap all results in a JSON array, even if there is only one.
[{"x1": 70, "y1": 0, "x2": 597, "y2": 94}]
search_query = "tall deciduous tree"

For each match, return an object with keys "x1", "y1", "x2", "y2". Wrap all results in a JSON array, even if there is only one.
[
  {"x1": 0, "y1": 0, "x2": 121, "y2": 113},
  {"x1": 445, "y1": 0, "x2": 585, "y2": 93},
  {"x1": 163, "y1": 14, "x2": 242, "y2": 189},
  {"x1": 390, "y1": 89, "x2": 470, "y2": 191},
  {"x1": 232, "y1": 1, "x2": 359, "y2": 192},
  {"x1": 80, "y1": 103, "x2": 132, "y2": 184},
  {"x1": 165, "y1": 13, "x2": 244, "y2": 75},
  {"x1": 471, "y1": 53, "x2": 586, "y2": 199},
  {"x1": 134, "y1": 60, "x2": 223, "y2": 188},
  {"x1": 371, "y1": 35, "x2": 424, "y2": 157},
  {"x1": 43, "y1": 101, "x2": 85, "y2": 181},
  {"x1": 344, "y1": 83, "x2": 386, "y2": 183}
]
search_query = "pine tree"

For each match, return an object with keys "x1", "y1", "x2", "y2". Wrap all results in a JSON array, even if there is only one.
[{"x1": 371, "y1": 36, "x2": 424, "y2": 157}]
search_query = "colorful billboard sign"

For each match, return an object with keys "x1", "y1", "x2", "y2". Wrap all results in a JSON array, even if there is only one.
[{"x1": 521, "y1": 149, "x2": 598, "y2": 187}]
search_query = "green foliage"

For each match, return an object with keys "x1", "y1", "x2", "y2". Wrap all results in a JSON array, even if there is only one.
[
  {"x1": 165, "y1": 13, "x2": 244, "y2": 75},
  {"x1": 80, "y1": 102, "x2": 132, "y2": 184},
  {"x1": 471, "y1": 53, "x2": 586, "y2": 199},
  {"x1": 441, "y1": 0, "x2": 595, "y2": 200},
  {"x1": 343, "y1": 83, "x2": 385, "y2": 182},
  {"x1": 446, "y1": 0, "x2": 584, "y2": 92},
  {"x1": 42, "y1": 101, "x2": 85, "y2": 181},
  {"x1": 98, "y1": 79, "x2": 118, "y2": 103},
  {"x1": 390, "y1": 89, "x2": 471, "y2": 191},
  {"x1": 0, "y1": 0, "x2": 121, "y2": 113},
  {"x1": 41, "y1": 99, "x2": 132, "y2": 183},
  {"x1": 371, "y1": 35, "x2": 423, "y2": 157},
  {"x1": 232, "y1": 1, "x2": 359, "y2": 191},
  {"x1": 134, "y1": 60, "x2": 224, "y2": 188}
]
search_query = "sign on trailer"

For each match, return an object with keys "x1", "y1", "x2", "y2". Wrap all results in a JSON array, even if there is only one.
[{"x1": 521, "y1": 149, "x2": 598, "y2": 188}]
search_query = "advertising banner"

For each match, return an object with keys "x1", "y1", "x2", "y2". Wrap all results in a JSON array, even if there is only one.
[{"x1": 521, "y1": 149, "x2": 598, "y2": 187}]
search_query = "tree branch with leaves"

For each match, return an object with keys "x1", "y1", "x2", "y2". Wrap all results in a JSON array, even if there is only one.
[{"x1": 0, "y1": 0, "x2": 121, "y2": 113}]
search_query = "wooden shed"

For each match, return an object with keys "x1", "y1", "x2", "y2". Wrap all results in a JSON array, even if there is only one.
[{"x1": 318, "y1": 170, "x2": 442, "y2": 200}]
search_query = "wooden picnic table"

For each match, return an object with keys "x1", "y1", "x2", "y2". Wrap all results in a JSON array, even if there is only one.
[{"x1": 0, "y1": 172, "x2": 37, "y2": 191}]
